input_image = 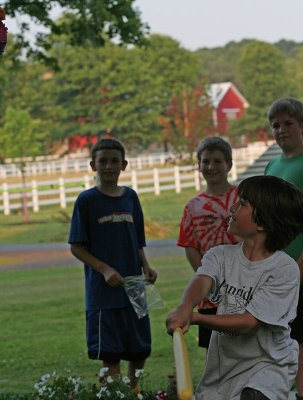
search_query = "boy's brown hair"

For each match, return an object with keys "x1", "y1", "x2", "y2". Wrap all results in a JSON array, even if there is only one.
[
  {"x1": 267, "y1": 97, "x2": 303, "y2": 127},
  {"x1": 91, "y1": 138, "x2": 125, "y2": 162},
  {"x1": 197, "y1": 137, "x2": 233, "y2": 164}
]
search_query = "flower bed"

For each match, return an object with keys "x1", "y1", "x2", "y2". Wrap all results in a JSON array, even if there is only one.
[{"x1": 0, "y1": 369, "x2": 178, "y2": 400}]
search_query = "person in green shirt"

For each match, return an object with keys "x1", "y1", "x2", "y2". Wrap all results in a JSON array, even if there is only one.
[{"x1": 265, "y1": 97, "x2": 303, "y2": 400}]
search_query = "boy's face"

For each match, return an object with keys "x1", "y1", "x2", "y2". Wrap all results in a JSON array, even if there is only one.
[
  {"x1": 90, "y1": 149, "x2": 127, "y2": 184},
  {"x1": 199, "y1": 149, "x2": 232, "y2": 186},
  {"x1": 228, "y1": 199, "x2": 262, "y2": 238},
  {"x1": 271, "y1": 113, "x2": 303, "y2": 156}
]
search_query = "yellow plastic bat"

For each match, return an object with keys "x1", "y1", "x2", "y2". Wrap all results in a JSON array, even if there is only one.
[{"x1": 173, "y1": 328, "x2": 193, "y2": 400}]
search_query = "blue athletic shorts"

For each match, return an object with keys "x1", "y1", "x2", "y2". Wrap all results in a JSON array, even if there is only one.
[{"x1": 86, "y1": 307, "x2": 151, "y2": 362}]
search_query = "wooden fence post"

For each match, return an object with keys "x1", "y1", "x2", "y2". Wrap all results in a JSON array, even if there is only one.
[
  {"x1": 131, "y1": 170, "x2": 138, "y2": 191},
  {"x1": 153, "y1": 168, "x2": 160, "y2": 195},
  {"x1": 174, "y1": 166, "x2": 181, "y2": 193},
  {"x1": 0, "y1": 167, "x2": 6, "y2": 179},
  {"x1": 87, "y1": 160, "x2": 91, "y2": 172},
  {"x1": 2, "y1": 183, "x2": 10, "y2": 215},
  {"x1": 194, "y1": 170, "x2": 201, "y2": 191},
  {"x1": 231, "y1": 161, "x2": 237, "y2": 182},
  {"x1": 59, "y1": 177, "x2": 66, "y2": 208},
  {"x1": 84, "y1": 175, "x2": 90, "y2": 189},
  {"x1": 32, "y1": 180, "x2": 39, "y2": 212}
]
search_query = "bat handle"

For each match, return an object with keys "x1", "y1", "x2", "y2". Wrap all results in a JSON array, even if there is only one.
[{"x1": 173, "y1": 328, "x2": 193, "y2": 400}]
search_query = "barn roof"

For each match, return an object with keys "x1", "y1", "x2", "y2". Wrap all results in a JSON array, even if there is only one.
[{"x1": 209, "y1": 82, "x2": 249, "y2": 109}]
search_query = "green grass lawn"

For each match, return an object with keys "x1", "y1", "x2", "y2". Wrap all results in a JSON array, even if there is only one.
[
  {"x1": 0, "y1": 188, "x2": 205, "y2": 394},
  {"x1": 0, "y1": 256, "x2": 205, "y2": 395},
  {"x1": 0, "y1": 188, "x2": 198, "y2": 244}
]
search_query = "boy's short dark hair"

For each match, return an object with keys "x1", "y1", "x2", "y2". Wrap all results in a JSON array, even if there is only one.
[
  {"x1": 267, "y1": 97, "x2": 303, "y2": 126},
  {"x1": 197, "y1": 137, "x2": 233, "y2": 164},
  {"x1": 238, "y1": 175, "x2": 303, "y2": 252},
  {"x1": 91, "y1": 138, "x2": 125, "y2": 162}
]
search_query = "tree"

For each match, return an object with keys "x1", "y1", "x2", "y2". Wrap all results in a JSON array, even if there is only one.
[
  {"x1": 46, "y1": 34, "x2": 203, "y2": 152},
  {"x1": 3, "y1": 0, "x2": 149, "y2": 62},
  {"x1": 159, "y1": 79, "x2": 215, "y2": 153},
  {"x1": 0, "y1": 107, "x2": 45, "y2": 222},
  {"x1": 230, "y1": 41, "x2": 295, "y2": 140},
  {"x1": 195, "y1": 39, "x2": 253, "y2": 91}
]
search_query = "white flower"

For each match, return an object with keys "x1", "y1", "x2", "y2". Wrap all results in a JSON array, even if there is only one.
[
  {"x1": 40, "y1": 373, "x2": 51, "y2": 382},
  {"x1": 137, "y1": 394, "x2": 143, "y2": 400},
  {"x1": 116, "y1": 391, "x2": 125, "y2": 399},
  {"x1": 122, "y1": 376, "x2": 130, "y2": 384},
  {"x1": 106, "y1": 375, "x2": 114, "y2": 383},
  {"x1": 96, "y1": 386, "x2": 108, "y2": 398},
  {"x1": 135, "y1": 369, "x2": 144, "y2": 378},
  {"x1": 99, "y1": 367, "x2": 109, "y2": 377}
]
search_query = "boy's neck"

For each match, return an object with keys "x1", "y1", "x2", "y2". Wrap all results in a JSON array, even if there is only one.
[
  {"x1": 96, "y1": 183, "x2": 124, "y2": 197},
  {"x1": 283, "y1": 146, "x2": 303, "y2": 158},
  {"x1": 242, "y1": 240, "x2": 273, "y2": 261},
  {"x1": 205, "y1": 182, "x2": 232, "y2": 196}
]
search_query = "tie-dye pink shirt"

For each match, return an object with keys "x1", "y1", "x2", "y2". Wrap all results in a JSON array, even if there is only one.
[
  {"x1": 178, "y1": 186, "x2": 239, "y2": 308},
  {"x1": 178, "y1": 186, "x2": 239, "y2": 253}
]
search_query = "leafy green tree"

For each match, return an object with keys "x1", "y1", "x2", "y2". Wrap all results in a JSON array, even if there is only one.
[
  {"x1": 237, "y1": 41, "x2": 291, "y2": 109},
  {"x1": 42, "y1": 34, "x2": 202, "y2": 152},
  {"x1": 285, "y1": 47, "x2": 303, "y2": 100},
  {"x1": 229, "y1": 41, "x2": 295, "y2": 140},
  {"x1": 3, "y1": 0, "x2": 149, "y2": 62},
  {"x1": 0, "y1": 107, "x2": 44, "y2": 159},
  {"x1": 195, "y1": 39, "x2": 253, "y2": 91},
  {"x1": 0, "y1": 107, "x2": 45, "y2": 221}
]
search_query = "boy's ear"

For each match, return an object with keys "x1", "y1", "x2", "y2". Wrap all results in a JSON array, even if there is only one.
[
  {"x1": 122, "y1": 160, "x2": 128, "y2": 171},
  {"x1": 90, "y1": 160, "x2": 96, "y2": 172}
]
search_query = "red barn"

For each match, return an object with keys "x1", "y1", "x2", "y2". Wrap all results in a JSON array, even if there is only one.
[{"x1": 209, "y1": 82, "x2": 249, "y2": 135}]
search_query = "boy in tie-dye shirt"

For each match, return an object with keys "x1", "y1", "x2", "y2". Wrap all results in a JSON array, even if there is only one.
[{"x1": 178, "y1": 137, "x2": 239, "y2": 349}]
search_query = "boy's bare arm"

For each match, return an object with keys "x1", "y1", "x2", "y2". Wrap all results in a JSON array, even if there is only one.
[
  {"x1": 191, "y1": 310, "x2": 261, "y2": 335},
  {"x1": 70, "y1": 243, "x2": 124, "y2": 287},
  {"x1": 139, "y1": 248, "x2": 157, "y2": 283},
  {"x1": 166, "y1": 275, "x2": 213, "y2": 334},
  {"x1": 185, "y1": 247, "x2": 202, "y2": 271}
]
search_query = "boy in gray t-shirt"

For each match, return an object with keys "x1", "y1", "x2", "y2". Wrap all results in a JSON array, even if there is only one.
[{"x1": 167, "y1": 175, "x2": 303, "y2": 400}]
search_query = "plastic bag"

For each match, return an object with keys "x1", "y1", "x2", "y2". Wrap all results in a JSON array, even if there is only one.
[{"x1": 124, "y1": 275, "x2": 163, "y2": 319}]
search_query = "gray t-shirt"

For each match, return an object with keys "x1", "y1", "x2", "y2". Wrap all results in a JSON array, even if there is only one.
[{"x1": 195, "y1": 243, "x2": 300, "y2": 400}]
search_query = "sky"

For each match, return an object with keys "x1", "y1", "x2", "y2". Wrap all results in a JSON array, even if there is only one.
[
  {"x1": 134, "y1": 0, "x2": 303, "y2": 50},
  {"x1": 4, "y1": 0, "x2": 303, "y2": 51}
]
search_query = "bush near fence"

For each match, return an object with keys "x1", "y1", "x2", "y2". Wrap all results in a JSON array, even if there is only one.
[{"x1": 0, "y1": 162, "x2": 248, "y2": 215}]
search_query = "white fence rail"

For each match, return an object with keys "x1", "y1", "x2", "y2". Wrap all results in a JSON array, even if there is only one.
[
  {"x1": 0, "y1": 141, "x2": 272, "y2": 179},
  {"x1": 0, "y1": 163, "x2": 247, "y2": 215}
]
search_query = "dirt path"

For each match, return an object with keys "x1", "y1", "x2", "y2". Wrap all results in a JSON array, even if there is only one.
[{"x1": 0, "y1": 240, "x2": 182, "y2": 271}]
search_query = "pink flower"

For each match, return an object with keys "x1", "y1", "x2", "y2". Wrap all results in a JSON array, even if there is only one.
[{"x1": 156, "y1": 390, "x2": 169, "y2": 400}]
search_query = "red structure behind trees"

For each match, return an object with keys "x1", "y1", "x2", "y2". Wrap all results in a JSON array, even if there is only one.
[{"x1": 209, "y1": 82, "x2": 249, "y2": 135}]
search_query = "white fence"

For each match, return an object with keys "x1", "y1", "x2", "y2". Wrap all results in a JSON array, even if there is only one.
[
  {"x1": 0, "y1": 163, "x2": 247, "y2": 215},
  {"x1": 0, "y1": 141, "x2": 272, "y2": 179}
]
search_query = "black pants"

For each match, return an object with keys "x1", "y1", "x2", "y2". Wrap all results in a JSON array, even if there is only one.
[{"x1": 240, "y1": 388, "x2": 269, "y2": 400}]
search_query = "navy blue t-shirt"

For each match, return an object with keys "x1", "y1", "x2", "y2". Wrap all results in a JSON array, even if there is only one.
[{"x1": 68, "y1": 186, "x2": 146, "y2": 310}]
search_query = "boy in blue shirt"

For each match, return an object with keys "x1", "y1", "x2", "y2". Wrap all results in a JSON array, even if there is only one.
[{"x1": 69, "y1": 138, "x2": 157, "y2": 386}]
